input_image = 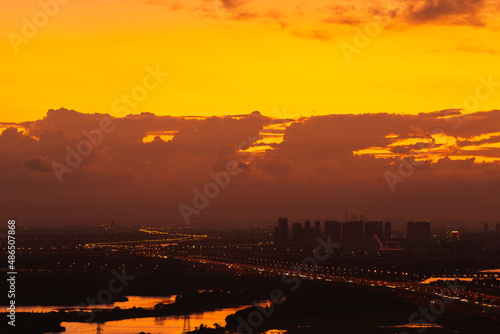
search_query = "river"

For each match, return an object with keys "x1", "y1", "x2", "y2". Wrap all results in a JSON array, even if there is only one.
[{"x1": 15, "y1": 296, "x2": 276, "y2": 334}]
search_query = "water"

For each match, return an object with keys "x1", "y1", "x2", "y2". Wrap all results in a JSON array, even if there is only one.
[
  {"x1": 52, "y1": 305, "x2": 261, "y2": 334},
  {"x1": 420, "y1": 277, "x2": 474, "y2": 284},
  {"x1": 17, "y1": 296, "x2": 272, "y2": 334},
  {"x1": 380, "y1": 323, "x2": 443, "y2": 329},
  {"x1": 16, "y1": 296, "x2": 177, "y2": 313},
  {"x1": 420, "y1": 268, "x2": 500, "y2": 284}
]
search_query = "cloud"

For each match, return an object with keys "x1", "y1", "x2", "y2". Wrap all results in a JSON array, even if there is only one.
[
  {"x1": 3, "y1": 108, "x2": 500, "y2": 225},
  {"x1": 319, "y1": 0, "x2": 495, "y2": 33},
  {"x1": 456, "y1": 43, "x2": 498, "y2": 54},
  {"x1": 22, "y1": 157, "x2": 53, "y2": 172},
  {"x1": 141, "y1": 0, "x2": 184, "y2": 10},
  {"x1": 137, "y1": 0, "x2": 496, "y2": 45},
  {"x1": 324, "y1": 4, "x2": 397, "y2": 26},
  {"x1": 219, "y1": 0, "x2": 246, "y2": 10},
  {"x1": 259, "y1": 158, "x2": 291, "y2": 178},
  {"x1": 403, "y1": 0, "x2": 487, "y2": 26},
  {"x1": 324, "y1": 5, "x2": 363, "y2": 25}
]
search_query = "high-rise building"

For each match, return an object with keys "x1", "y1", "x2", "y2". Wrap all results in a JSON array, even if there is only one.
[
  {"x1": 342, "y1": 221, "x2": 363, "y2": 242},
  {"x1": 364, "y1": 221, "x2": 384, "y2": 241},
  {"x1": 484, "y1": 222, "x2": 500, "y2": 242},
  {"x1": 274, "y1": 217, "x2": 288, "y2": 249},
  {"x1": 384, "y1": 221, "x2": 391, "y2": 240},
  {"x1": 303, "y1": 220, "x2": 315, "y2": 245},
  {"x1": 315, "y1": 221, "x2": 321, "y2": 237},
  {"x1": 324, "y1": 221, "x2": 341, "y2": 241},
  {"x1": 407, "y1": 221, "x2": 431, "y2": 241},
  {"x1": 292, "y1": 222, "x2": 303, "y2": 245}
]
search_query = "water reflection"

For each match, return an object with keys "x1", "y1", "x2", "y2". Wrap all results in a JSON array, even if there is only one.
[
  {"x1": 47, "y1": 299, "x2": 269, "y2": 334},
  {"x1": 17, "y1": 296, "x2": 176, "y2": 313},
  {"x1": 381, "y1": 323, "x2": 443, "y2": 329},
  {"x1": 40, "y1": 296, "x2": 270, "y2": 334}
]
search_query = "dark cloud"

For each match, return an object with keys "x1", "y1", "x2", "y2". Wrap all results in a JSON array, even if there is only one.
[
  {"x1": 418, "y1": 109, "x2": 462, "y2": 117},
  {"x1": 259, "y1": 158, "x2": 291, "y2": 178},
  {"x1": 458, "y1": 135, "x2": 500, "y2": 147},
  {"x1": 219, "y1": 0, "x2": 246, "y2": 10},
  {"x1": 403, "y1": 0, "x2": 487, "y2": 26},
  {"x1": 324, "y1": 4, "x2": 396, "y2": 26},
  {"x1": 22, "y1": 157, "x2": 53, "y2": 172},
  {"x1": 2, "y1": 108, "x2": 500, "y2": 225},
  {"x1": 324, "y1": 5, "x2": 363, "y2": 25},
  {"x1": 320, "y1": 0, "x2": 491, "y2": 31}
]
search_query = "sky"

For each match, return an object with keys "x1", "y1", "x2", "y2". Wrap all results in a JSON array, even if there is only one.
[
  {"x1": 2, "y1": 0, "x2": 500, "y2": 121},
  {"x1": 1, "y1": 0, "x2": 500, "y2": 225}
]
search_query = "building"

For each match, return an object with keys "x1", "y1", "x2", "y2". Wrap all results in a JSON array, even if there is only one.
[
  {"x1": 342, "y1": 221, "x2": 364, "y2": 242},
  {"x1": 461, "y1": 232, "x2": 482, "y2": 242},
  {"x1": 303, "y1": 220, "x2": 315, "y2": 246},
  {"x1": 315, "y1": 221, "x2": 321, "y2": 237},
  {"x1": 274, "y1": 217, "x2": 288, "y2": 249},
  {"x1": 364, "y1": 221, "x2": 384, "y2": 241},
  {"x1": 384, "y1": 221, "x2": 391, "y2": 240},
  {"x1": 324, "y1": 221, "x2": 341, "y2": 241},
  {"x1": 484, "y1": 222, "x2": 500, "y2": 242},
  {"x1": 407, "y1": 221, "x2": 431, "y2": 241},
  {"x1": 292, "y1": 222, "x2": 303, "y2": 245}
]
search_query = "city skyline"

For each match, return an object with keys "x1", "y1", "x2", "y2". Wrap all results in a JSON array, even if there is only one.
[{"x1": 2, "y1": 1, "x2": 500, "y2": 333}]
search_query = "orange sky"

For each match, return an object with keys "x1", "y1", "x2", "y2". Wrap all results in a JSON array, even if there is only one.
[
  {"x1": 2, "y1": 0, "x2": 500, "y2": 122},
  {"x1": 2, "y1": 1, "x2": 500, "y2": 224}
]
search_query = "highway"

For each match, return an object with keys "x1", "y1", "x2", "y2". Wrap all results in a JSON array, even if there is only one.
[{"x1": 157, "y1": 250, "x2": 500, "y2": 320}]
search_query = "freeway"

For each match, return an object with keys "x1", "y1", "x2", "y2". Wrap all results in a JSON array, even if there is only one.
[{"x1": 159, "y1": 251, "x2": 500, "y2": 320}]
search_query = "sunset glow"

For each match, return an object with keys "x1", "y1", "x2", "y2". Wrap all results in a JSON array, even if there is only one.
[
  {"x1": 3, "y1": 0, "x2": 500, "y2": 123},
  {"x1": 2, "y1": 0, "x2": 500, "y2": 223},
  {"x1": 3, "y1": 3, "x2": 500, "y2": 334}
]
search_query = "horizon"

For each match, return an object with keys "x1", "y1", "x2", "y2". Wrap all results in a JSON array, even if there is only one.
[{"x1": 3, "y1": 2, "x2": 500, "y2": 333}]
